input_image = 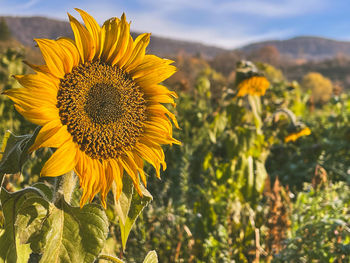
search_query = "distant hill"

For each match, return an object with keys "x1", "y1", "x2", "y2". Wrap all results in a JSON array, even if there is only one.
[
  {"x1": 2, "y1": 16, "x2": 226, "y2": 59},
  {"x1": 240, "y1": 36, "x2": 350, "y2": 60},
  {"x1": 4, "y1": 16, "x2": 350, "y2": 61},
  {"x1": 4, "y1": 16, "x2": 350, "y2": 89}
]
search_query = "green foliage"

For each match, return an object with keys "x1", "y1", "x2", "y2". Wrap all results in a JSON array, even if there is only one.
[
  {"x1": 267, "y1": 92, "x2": 350, "y2": 189},
  {"x1": 0, "y1": 48, "x2": 34, "y2": 140},
  {"x1": 0, "y1": 128, "x2": 40, "y2": 181},
  {"x1": 0, "y1": 185, "x2": 109, "y2": 263},
  {"x1": 0, "y1": 188, "x2": 33, "y2": 263},
  {"x1": 17, "y1": 195, "x2": 108, "y2": 262},
  {"x1": 274, "y1": 182, "x2": 350, "y2": 262},
  {"x1": 142, "y1": 250, "x2": 158, "y2": 263},
  {"x1": 0, "y1": 47, "x2": 349, "y2": 263},
  {"x1": 117, "y1": 66, "x2": 274, "y2": 262}
]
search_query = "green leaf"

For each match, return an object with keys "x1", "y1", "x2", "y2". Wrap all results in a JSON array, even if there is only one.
[
  {"x1": 98, "y1": 254, "x2": 125, "y2": 263},
  {"x1": 31, "y1": 182, "x2": 54, "y2": 202},
  {"x1": 254, "y1": 159, "x2": 267, "y2": 194},
  {"x1": 246, "y1": 155, "x2": 254, "y2": 197},
  {"x1": 0, "y1": 127, "x2": 40, "y2": 183},
  {"x1": 143, "y1": 250, "x2": 158, "y2": 263},
  {"x1": 16, "y1": 195, "x2": 109, "y2": 263},
  {"x1": 114, "y1": 177, "x2": 134, "y2": 226},
  {"x1": 0, "y1": 188, "x2": 39, "y2": 263},
  {"x1": 15, "y1": 196, "x2": 50, "y2": 247},
  {"x1": 118, "y1": 176, "x2": 152, "y2": 251}
]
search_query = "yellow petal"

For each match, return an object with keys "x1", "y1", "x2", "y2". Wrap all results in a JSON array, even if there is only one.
[
  {"x1": 41, "y1": 139, "x2": 77, "y2": 177},
  {"x1": 141, "y1": 84, "x2": 178, "y2": 98},
  {"x1": 14, "y1": 104, "x2": 58, "y2": 127},
  {"x1": 30, "y1": 122, "x2": 71, "y2": 152},
  {"x1": 134, "y1": 63, "x2": 176, "y2": 87},
  {"x1": 23, "y1": 61, "x2": 52, "y2": 75},
  {"x1": 35, "y1": 39, "x2": 66, "y2": 79},
  {"x1": 13, "y1": 73, "x2": 59, "y2": 93},
  {"x1": 100, "y1": 18, "x2": 120, "y2": 61},
  {"x1": 68, "y1": 13, "x2": 94, "y2": 63},
  {"x1": 119, "y1": 154, "x2": 142, "y2": 196},
  {"x1": 147, "y1": 104, "x2": 180, "y2": 129},
  {"x1": 7, "y1": 85, "x2": 56, "y2": 106},
  {"x1": 109, "y1": 13, "x2": 130, "y2": 65},
  {"x1": 99, "y1": 161, "x2": 109, "y2": 208},
  {"x1": 75, "y1": 8, "x2": 101, "y2": 59},
  {"x1": 131, "y1": 55, "x2": 174, "y2": 79},
  {"x1": 135, "y1": 142, "x2": 165, "y2": 178},
  {"x1": 89, "y1": 159, "x2": 102, "y2": 201},
  {"x1": 3, "y1": 88, "x2": 56, "y2": 110},
  {"x1": 74, "y1": 150, "x2": 87, "y2": 183},
  {"x1": 79, "y1": 156, "x2": 100, "y2": 207},
  {"x1": 145, "y1": 116, "x2": 173, "y2": 134},
  {"x1": 75, "y1": 152, "x2": 94, "y2": 207},
  {"x1": 144, "y1": 123, "x2": 172, "y2": 137},
  {"x1": 146, "y1": 94, "x2": 176, "y2": 107},
  {"x1": 116, "y1": 35, "x2": 133, "y2": 69},
  {"x1": 143, "y1": 130, "x2": 180, "y2": 146},
  {"x1": 108, "y1": 159, "x2": 123, "y2": 200},
  {"x1": 30, "y1": 119, "x2": 63, "y2": 152},
  {"x1": 123, "y1": 33, "x2": 150, "y2": 72},
  {"x1": 56, "y1": 37, "x2": 80, "y2": 71},
  {"x1": 128, "y1": 151, "x2": 146, "y2": 187}
]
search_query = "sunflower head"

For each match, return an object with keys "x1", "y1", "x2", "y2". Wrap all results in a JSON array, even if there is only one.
[
  {"x1": 236, "y1": 76, "x2": 270, "y2": 97},
  {"x1": 4, "y1": 9, "x2": 180, "y2": 208},
  {"x1": 284, "y1": 127, "x2": 311, "y2": 143}
]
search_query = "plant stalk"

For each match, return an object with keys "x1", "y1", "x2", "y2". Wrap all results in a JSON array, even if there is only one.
[{"x1": 60, "y1": 170, "x2": 77, "y2": 204}]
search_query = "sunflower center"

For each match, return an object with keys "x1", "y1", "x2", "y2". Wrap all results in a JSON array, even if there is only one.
[
  {"x1": 85, "y1": 83, "x2": 123, "y2": 125},
  {"x1": 57, "y1": 61, "x2": 147, "y2": 160}
]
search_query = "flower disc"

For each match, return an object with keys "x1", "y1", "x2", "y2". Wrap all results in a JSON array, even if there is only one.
[{"x1": 57, "y1": 61, "x2": 147, "y2": 159}]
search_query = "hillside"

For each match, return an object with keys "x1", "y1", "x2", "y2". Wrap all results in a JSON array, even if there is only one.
[
  {"x1": 4, "y1": 16, "x2": 350, "y2": 61},
  {"x1": 2, "y1": 16, "x2": 226, "y2": 59},
  {"x1": 240, "y1": 36, "x2": 350, "y2": 60},
  {"x1": 3, "y1": 16, "x2": 350, "y2": 90}
]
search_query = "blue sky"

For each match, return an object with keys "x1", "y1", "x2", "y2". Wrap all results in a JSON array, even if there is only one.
[{"x1": 1, "y1": 0, "x2": 350, "y2": 48}]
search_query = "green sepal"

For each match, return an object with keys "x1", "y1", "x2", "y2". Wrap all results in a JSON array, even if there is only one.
[
  {"x1": 117, "y1": 175, "x2": 152, "y2": 251},
  {"x1": 0, "y1": 127, "x2": 40, "y2": 183}
]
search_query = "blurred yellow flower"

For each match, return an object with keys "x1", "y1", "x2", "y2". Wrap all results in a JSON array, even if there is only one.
[
  {"x1": 284, "y1": 127, "x2": 311, "y2": 143},
  {"x1": 236, "y1": 76, "x2": 270, "y2": 97},
  {"x1": 4, "y1": 9, "x2": 180, "y2": 207}
]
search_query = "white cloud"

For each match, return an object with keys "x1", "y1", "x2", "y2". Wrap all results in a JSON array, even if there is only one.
[
  {"x1": 111, "y1": 10, "x2": 294, "y2": 48},
  {"x1": 58, "y1": 1, "x2": 297, "y2": 49}
]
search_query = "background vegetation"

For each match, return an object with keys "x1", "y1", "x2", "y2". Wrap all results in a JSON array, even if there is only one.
[{"x1": 0, "y1": 17, "x2": 349, "y2": 262}]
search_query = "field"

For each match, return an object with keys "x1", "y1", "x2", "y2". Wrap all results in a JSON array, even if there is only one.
[{"x1": 0, "y1": 14, "x2": 349, "y2": 263}]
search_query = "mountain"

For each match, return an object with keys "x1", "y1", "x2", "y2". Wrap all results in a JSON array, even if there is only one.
[
  {"x1": 240, "y1": 36, "x2": 350, "y2": 60},
  {"x1": 3, "y1": 16, "x2": 350, "y2": 61},
  {"x1": 1, "y1": 16, "x2": 226, "y2": 59}
]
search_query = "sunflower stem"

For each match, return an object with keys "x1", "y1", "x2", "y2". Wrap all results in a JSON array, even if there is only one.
[{"x1": 60, "y1": 170, "x2": 77, "y2": 204}]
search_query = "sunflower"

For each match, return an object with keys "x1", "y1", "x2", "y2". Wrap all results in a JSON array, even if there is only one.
[
  {"x1": 284, "y1": 127, "x2": 311, "y2": 143},
  {"x1": 236, "y1": 76, "x2": 270, "y2": 97},
  {"x1": 3, "y1": 9, "x2": 180, "y2": 208}
]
